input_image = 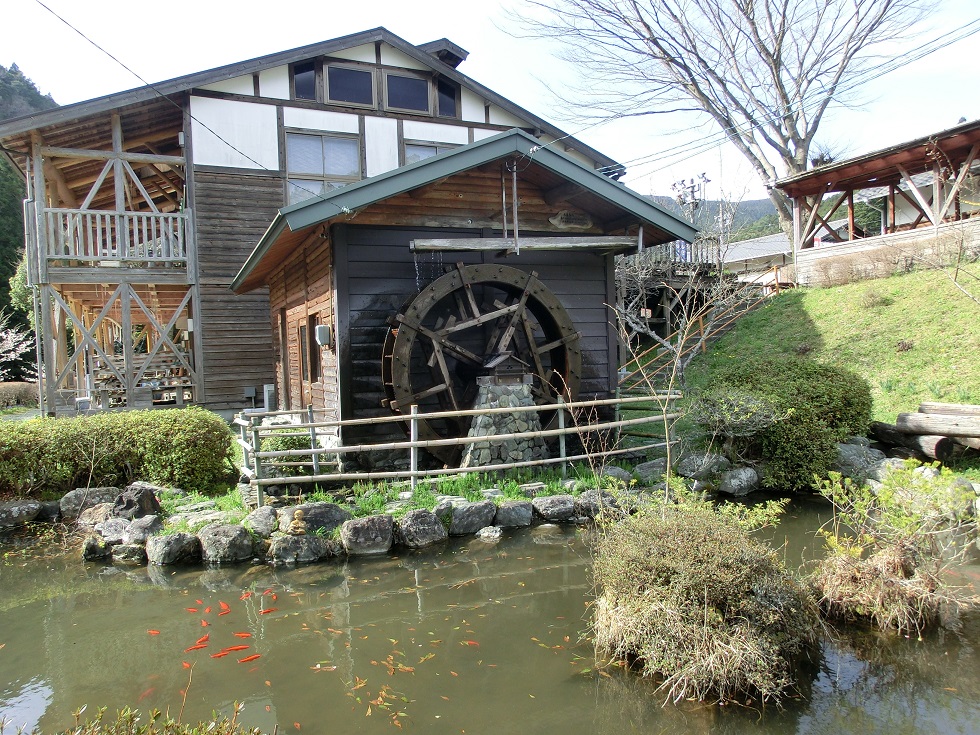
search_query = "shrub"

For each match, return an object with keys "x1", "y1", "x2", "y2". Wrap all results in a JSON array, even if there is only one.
[
  {"x1": 704, "y1": 357, "x2": 873, "y2": 491},
  {"x1": 0, "y1": 381, "x2": 38, "y2": 408},
  {"x1": 260, "y1": 428, "x2": 315, "y2": 476},
  {"x1": 0, "y1": 407, "x2": 232, "y2": 496},
  {"x1": 592, "y1": 502, "x2": 818, "y2": 704}
]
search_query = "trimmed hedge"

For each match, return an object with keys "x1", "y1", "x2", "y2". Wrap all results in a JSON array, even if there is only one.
[
  {"x1": 706, "y1": 357, "x2": 873, "y2": 491},
  {"x1": 0, "y1": 406, "x2": 232, "y2": 496}
]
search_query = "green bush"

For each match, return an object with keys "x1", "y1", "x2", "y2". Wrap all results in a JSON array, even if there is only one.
[
  {"x1": 705, "y1": 357, "x2": 873, "y2": 491},
  {"x1": 0, "y1": 407, "x2": 231, "y2": 496},
  {"x1": 0, "y1": 381, "x2": 38, "y2": 408},
  {"x1": 260, "y1": 429, "x2": 315, "y2": 476}
]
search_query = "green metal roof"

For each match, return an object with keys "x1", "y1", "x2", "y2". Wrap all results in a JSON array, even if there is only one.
[{"x1": 232, "y1": 129, "x2": 697, "y2": 292}]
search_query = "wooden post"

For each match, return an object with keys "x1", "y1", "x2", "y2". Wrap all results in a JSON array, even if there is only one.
[
  {"x1": 847, "y1": 190, "x2": 855, "y2": 240},
  {"x1": 40, "y1": 286, "x2": 57, "y2": 415},
  {"x1": 558, "y1": 396, "x2": 567, "y2": 479},
  {"x1": 410, "y1": 404, "x2": 419, "y2": 494},
  {"x1": 251, "y1": 419, "x2": 265, "y2": 508},
  {"x1": 307, "y1": 404, "x2": 320, "y2": 478},
  {"x1": 239, "y1": 419, "x2": 252, "y2": 475}
]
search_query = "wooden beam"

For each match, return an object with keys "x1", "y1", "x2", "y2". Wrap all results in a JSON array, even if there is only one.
[
  {"x1": 937, "y1": 143, "x2": 980, "y2": 222},
  {"x1": 40, "y1": 145, "x2": 186, "y2": 167},
  {"x1": 897, "y1": 164, "x2": 938, "y2": 225},
  {"x1": 543, "y1": 181, "x2": 583, "y2": 206},
  {"x1": 410, "y1": 236, "x2": 636, "y2": 252}
]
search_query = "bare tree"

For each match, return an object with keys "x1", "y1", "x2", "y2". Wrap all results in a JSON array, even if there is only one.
[{"x1": 512, "y1": 0, "x2": 933, "y2": 229}]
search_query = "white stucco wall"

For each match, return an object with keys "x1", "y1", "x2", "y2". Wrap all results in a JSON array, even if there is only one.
[
  {"x1": 259, "y1": 66, "x2": 290, "y2": 100},
  {"x1": 364, "y1": 116, "x2": 399, "y2": 176},
  {"x1": 328, "y1": 44, "x2": 376, "y2": 64},
  {"x1": 402, "y1": 121, "x2": 469, "y2": 144},
  {"x1": 189, "y1": 97, "x2": 279, "y2": 170},
  {"x1": 200, "y1": 75, "x2": 255, "y2": 96},
  {"x1": 283, "y1": 107, "x2": 359, "y2": 134}
]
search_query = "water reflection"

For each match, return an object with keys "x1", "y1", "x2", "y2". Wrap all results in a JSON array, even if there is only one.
[{"x1": 0, "y1": 508, "x2": 977, "y2": 735}]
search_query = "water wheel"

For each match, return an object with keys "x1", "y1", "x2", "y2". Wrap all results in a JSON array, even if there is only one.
[{"x1": 381, "y1": 263, "x2": 581, "y2": 464}]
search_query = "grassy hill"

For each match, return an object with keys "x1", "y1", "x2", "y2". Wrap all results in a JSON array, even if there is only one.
[{"x1": 687, "y1": 264, "x2": 980, "y2": 424}]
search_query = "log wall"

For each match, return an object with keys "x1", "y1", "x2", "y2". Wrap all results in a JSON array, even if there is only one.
[{"x1": 193, "y1": 169, "x2": 282, "y2": 409}]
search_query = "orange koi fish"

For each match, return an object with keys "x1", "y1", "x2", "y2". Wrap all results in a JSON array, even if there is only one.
[
  {"x1": 183, "y1": 643, "x2": 208, "y2": 652},
  {"x1": 233, "y1": 632, "x2": 252, "y2": 638},
  {"x1": 238, "y1": 654, "x2": 261, "y2": 663}
]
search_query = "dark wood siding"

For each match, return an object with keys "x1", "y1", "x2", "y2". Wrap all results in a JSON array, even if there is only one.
[
  {"x1": 338, "y1": 225, "x2": 615, "y2": 446},
  {"x1": 193, "y1": 170, "x2": 282, "y2": 409}
]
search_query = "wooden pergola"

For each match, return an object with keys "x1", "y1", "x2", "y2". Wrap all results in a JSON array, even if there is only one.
[{"x1": 778, "y1": 118, "x2": 980, "y2": 251}]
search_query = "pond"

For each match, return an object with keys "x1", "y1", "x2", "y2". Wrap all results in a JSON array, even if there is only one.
[{"x1": 1, "y1": 498, "x2": 979, "y2": 735}]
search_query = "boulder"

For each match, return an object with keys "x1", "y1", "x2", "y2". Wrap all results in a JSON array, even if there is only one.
[
  {"x1": 244, "y1": 506, "x2": 279, "y2": 538},
  {"x1": 448, "y1": 500, "x2": 497, "y2": 536},
  {"x1": 95, "y1": 517, "x2": 131, "y2": 544},
  {"x1": 433, "y1": 500, "x2": 454, "y2": 526},
  {"x1": 395, "y1": 509, "x2": 448, "y2": 548},
  {"x1": 198, "y1": 524, "x2": 255, "y2": 565},
  {"x1": 493, "y1": 501, "x2": 533, "y2": 528},
  {"x1": 146, "y1": 533, "x2": 202, "y2": 565},
  {"x1": 123, "y1": 515, "x2": 163, "y2": 544},
  {"x1": 277, "y1": 502, "x2": 351, "y2": 536},
  {"x1": 869, "y1": 457, "x2": 906, "y2": 482},
  {"x1": 82, "y1": 535, "x2": 112, "y2": 561},
  {"x1": 633, "y1": 458, "x2": 669, "y2": 485},
  {"x1": 476, "y1": 526, "x2": 503, "y2": 541},
  {"x1": 600, "y1": 466, "x2": 633, "y2": 485},
  {"x1": 0, "y1": 500, "x2": 41, "y2": 527},
  {"x1": 341, "y1": 514, "x2": 394, "y2": 555},
  {"x1": 832, "y1": 443, "x2": 886, "y2": 481},
  {"x1": 717, "y1": 467, "x2": 760, "y2": 496},
  {"x1": 36, "y1": 501, "x2": 61, "y2": 523},
  {"x1": 111, "y1": 543, "x2": 147, "y2": 565},
  {"x1": 267, "y1": 534, "x2": 329, "y2": 565},
  {"x1": 77, "y1": 503, "x2": 115, "y2": 527},
  {"x1": 111, "y1": 485, "x2": 161, "y2": 520},
  {"x1": 575, "y1": 489, "x2": 620, "y2": 519},
  {"x1": 60, "y1": 487, "x2": 120, "y2": 519},
  {"x1": 532, "y1": 494, "x2": 576, "y2": 522},
  {"x1": 675, "y1": 453, "x2": 731, "y2": 479},
  {"x1": 166, "y1": 509, "x2": 237, "y2": 529}
]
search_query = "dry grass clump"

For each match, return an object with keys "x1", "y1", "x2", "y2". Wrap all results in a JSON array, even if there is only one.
[
  {"x1": 812, "y1": 541, "x2": 946, "y2": 633},
  {"x1": 592, "y1": 505, "x2": 819, "y2": 705}
]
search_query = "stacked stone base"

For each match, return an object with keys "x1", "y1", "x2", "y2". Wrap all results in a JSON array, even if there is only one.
[{"x1": 460, "y1": 381, "x2": 549, "y2": 468}]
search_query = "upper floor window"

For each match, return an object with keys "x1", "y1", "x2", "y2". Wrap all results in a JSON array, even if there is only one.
[
  {"x1": 385, "y1": 72, "x2": 430, "y2": 113},
  {"x1": 286, "y1": 132, "x2": 361, "y2": 204},
  {"x1": 292, "y1": 61, "x2": 317, "y2": 101},
  {"x1": 327, "y1": 65, "x2": 374, "y2": 106},
  {"x1": 436, "y1": 79, "x2": 458, "y2": 118},
  {"x1": 404, "y1": 141, "x2": 457, "y2": 166}
]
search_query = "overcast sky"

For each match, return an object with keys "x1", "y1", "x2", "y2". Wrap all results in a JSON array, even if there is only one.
[{"x1": 7, "y1": 0, "x2": 978, "y2": 202}]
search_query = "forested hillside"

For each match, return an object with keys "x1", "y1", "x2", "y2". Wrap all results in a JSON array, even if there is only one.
[{"x1": 650, "y1": 195, "x2": 781, "y2": 241}]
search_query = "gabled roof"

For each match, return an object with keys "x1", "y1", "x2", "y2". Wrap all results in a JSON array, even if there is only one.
[
  {"x1": 0, "y1": 27, "x2": 619, "y2": 172},
  {"x1": 776, "y1": 116, "x2": 980, "y2": 199},
  {"x1": 232, "y1": 128, "x2": 697, "y2": 292}
]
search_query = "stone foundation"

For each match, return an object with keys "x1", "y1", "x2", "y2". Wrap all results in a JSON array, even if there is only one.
[{"x1": 460, "y1": 380, "x2": 549, "y2": 468}]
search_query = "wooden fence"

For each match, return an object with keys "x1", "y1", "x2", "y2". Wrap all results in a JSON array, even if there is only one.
[{"x1": 234, "y1": 392, "x2": 680, "y2": 504}]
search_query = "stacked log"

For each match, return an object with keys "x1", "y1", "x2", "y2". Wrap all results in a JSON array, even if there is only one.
[{"x1": 870, "y1": 403, "x2": 980, "y2": 462}]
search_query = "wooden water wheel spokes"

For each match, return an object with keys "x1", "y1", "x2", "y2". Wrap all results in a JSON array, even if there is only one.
[{"x1": 381, "y1": 263, "x2": 582, "y2": 464}]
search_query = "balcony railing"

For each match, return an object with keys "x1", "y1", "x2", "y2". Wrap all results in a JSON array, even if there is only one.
[{"x1": 43, "y1": 208, "x2": 189, "y2": 268}]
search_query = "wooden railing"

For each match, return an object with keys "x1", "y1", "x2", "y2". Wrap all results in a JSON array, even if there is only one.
[{"x1": 43, "y1": 208, "x2": 189, "y2": 267}]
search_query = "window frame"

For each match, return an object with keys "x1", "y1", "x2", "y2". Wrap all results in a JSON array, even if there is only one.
[
  {"x1": 324, "y1": 62, "x2": 377, "y2": 109},
  {"x1": 382, "y1": 69, "x2": 433, "y2": 115},
  {"x1": 289, "y1": 59, "x2": 321, "y2": 103},
  {"x1": 285, "y1": 129, "x2": 363, "y2": 205},
  {"x1": 402, "y1": 139, "x2": 459, "y2": 167},
  {"x1": 435, "y1": 77, "x2": 460, "y2": 119},
  {"x1": 307, "y1": 314, "x2": 321, "y2": 383}
]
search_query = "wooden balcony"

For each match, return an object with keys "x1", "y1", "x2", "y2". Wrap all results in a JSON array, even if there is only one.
[{"x1": 34, "y1": 207, "x2": 193, "y2": 284}]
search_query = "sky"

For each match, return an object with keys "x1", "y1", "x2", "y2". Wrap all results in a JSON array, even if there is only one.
[{"x1": 6, "y1": 0, "x2": 979, "y2": 203}]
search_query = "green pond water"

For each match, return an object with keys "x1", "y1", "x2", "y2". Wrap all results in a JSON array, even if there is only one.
[{"x1": 1, "y1": 499, "x2": 979, "y2": 735}]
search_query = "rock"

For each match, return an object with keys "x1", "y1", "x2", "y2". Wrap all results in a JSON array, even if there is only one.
[
  {"x1": 173, "y1": 500, "x2": 216, "y2": 514},
  {"x1": 0, "y1": 500, "x2": 41, "y2": 527},
  {"x1": 493, "y1": 501, "x2": 533, "y2": 528},
  {"x1": 433, "y1": 500, "x2": 454, "y2": 525},
  {"x1": 532, "y1": 494, "x2": 576, "y2": 522},
  {"x1": 341, "y1": 514, "x2": 394, "y2": 555},
  {"x1": 519, "y1": 482, "x2": 546, "y2": 498},
  {"x1": 575, "y1": 489, "x2": 619, "y2": 519},
  {"x1": 832, "y1": 443, "x2": 886, "y2": 481},
  {"x1": 481, "y1": 488, "x2": 504, "y2": 499},
  {"x1": 95, "y1": 517, "x2": 131, "y2": 544},
  {"x1": 127, "y1": 481, "x2": 175, "y2": 497},
  {"x1": 60, "y1": 487, "x2": 121, "y2": 519},
  {"x1": 124, "y1": 515, "x2": 163, "y2": 544},
  {"x1": 600, "y1": 466, "x2": 633, "y2": 485},
  {"x1": 869, "y1": 457, "x2": 906, "y2": 482},
  {"x1": 111, "y1": 485, "x2": 161, "y2": 520},
  {"x1": 112, "y1": 543, "x2": 147, "y2": 565},
  {"x1": 448, "y1": 500, "x2": 497, "y2": 536},
  {"x1": 146, "y1": 533, "x2": 202, "y2": 565},
  {"x1": 675, "y1": 453, "x2": 731, "y2": 479},
  {"x1": 913, "y1": 465, "x2": 941, "y2": 480},
  {"x1": 166, "y1": 509, "x2": 238, "y2": 529},
  {"x1": 396, "y1": 509, "x2": 448, "y2": 548},
  {"x1": 633, "y1": 458, "x2": 669, "y2": 485},
  {"x1": 82, "y1": 535, "x2": 112, "y2": 561},
  {"x1": 36, "y1": 501, "x2": 61, "y2": 523},
  {"x1": 267, "y1": 534, "x2": 329, "y2": 565},
  {"x1": 276, "y1": 502, "x2": 351, "y2": 536},
  {"x1": 244, "y1": 506, "x2": 279, "y2": 538},
  {"x1": 77, "y1": 503, "x2": 115, "y2": 527},
  {"x1": 530, "y1": 523, "x2": 567, "y2": 544},
  {"x1": 476, "y1": 526, "x2": 503, "y2": 541},
  {"x1": 845, "y1": 435, "x2": 872, "y2": 447},
  {"x1": 717, "y1": 467, "x2": 760, "y2": 496},
  {"x1": 562, "y1": 479, "x2": 584, "y2": 493},
  {"x1": 198, "y1": 524, "x2": 255, "y2": 565}
]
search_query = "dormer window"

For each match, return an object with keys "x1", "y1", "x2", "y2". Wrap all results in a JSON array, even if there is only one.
[
  {"x1": 326, "y1": 65, "x2": 374, "y2": 106},
  {"x1": 385, "y1": 72, "x2": 430, "y2": 113}
]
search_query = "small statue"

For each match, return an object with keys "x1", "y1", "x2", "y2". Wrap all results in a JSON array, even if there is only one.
[{"x1": 286, "y1": 509, "x2": 307, "y2": 536}]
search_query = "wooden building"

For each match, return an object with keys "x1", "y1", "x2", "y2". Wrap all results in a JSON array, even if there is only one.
[
  {"x1": 232, "y1": 129, "x2": 695, "y2": 460},
  {"x1": 0, "y1": 28, "x2": 637, "y2": 416}
]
